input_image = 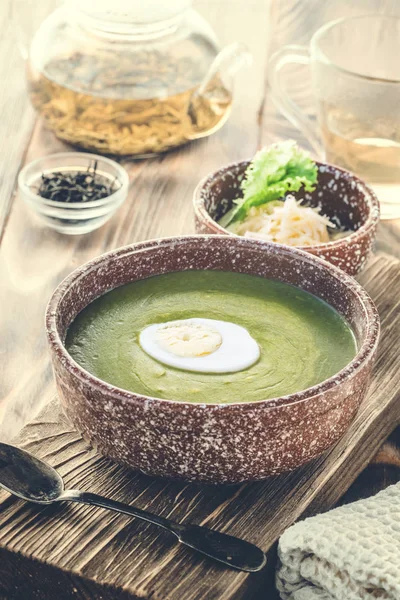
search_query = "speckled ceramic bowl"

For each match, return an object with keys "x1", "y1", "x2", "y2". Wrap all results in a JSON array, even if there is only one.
[
  {"x1": 194, "y1": 161, "x2": 380, "y2": 276},
  {"x1": 46, "y1": 236, "x2": 380, "y2": 484}
]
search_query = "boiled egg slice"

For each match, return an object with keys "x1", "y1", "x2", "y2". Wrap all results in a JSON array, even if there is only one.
[{"x1": 139, "y1": 318, "x2": 260, "y2": 373}]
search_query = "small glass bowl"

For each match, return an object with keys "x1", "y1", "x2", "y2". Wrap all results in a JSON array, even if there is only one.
[{"x1": 18, "y1": 152, "x2": 130, "y2": 235}]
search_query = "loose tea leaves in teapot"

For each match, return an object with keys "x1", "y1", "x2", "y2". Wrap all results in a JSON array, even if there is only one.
[{"x1": 28, "y1": 50, "x2": 232, "y2": 156}]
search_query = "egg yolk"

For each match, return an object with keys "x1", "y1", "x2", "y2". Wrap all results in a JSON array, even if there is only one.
[{"x1": 155, "y1": 322, "x2": 222, "y2": 357}]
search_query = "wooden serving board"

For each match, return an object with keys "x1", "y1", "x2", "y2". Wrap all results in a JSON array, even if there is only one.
[{"x1": 0, "y1": 253, "x2": 399, "y2": 600}]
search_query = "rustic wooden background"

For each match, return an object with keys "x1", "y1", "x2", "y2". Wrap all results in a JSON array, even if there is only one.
[{"x1": 0, "y1": 0, "x2": 399, "y2": 572}]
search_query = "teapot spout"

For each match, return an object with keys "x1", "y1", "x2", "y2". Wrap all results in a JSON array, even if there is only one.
[{"x1": 187, "y1": 42, "x2": 252, "y2": 139}]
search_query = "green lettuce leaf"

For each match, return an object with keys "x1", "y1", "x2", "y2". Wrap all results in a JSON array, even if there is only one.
[{"x1": 219, "y1": 141, "x2": 318, "y2": 228}]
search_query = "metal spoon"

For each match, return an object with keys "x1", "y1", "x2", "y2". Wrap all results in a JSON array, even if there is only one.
[{"x1": 0, "y1": 442, "x2": 266, "y2": 572}]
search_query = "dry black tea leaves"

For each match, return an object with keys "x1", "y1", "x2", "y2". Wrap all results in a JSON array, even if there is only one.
[{"x1": 36, "y1": 161, "x2": 119, "y2": 203}]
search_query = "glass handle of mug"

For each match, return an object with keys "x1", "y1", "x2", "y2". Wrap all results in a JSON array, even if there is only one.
[{"x1": 268, "y1": 45, "x2": 324, "y2": 158}]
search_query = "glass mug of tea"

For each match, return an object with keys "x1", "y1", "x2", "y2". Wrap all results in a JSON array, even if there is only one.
[{"x1": 268, "y1": 15, "x2": 400, "y2": 220}]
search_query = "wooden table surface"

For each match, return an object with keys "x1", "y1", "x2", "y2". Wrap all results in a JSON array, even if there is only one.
[{"x1": 0, "y1": 1, "x2": 399, "y2": 593}]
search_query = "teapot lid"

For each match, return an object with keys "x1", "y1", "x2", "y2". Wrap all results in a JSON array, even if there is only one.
[{"x1": 68, "y1": 0, "x2": 192, "y2": 28}]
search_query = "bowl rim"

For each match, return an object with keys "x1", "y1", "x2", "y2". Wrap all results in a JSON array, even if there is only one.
[
  {"x1": 18, "y1": 152, "x2": 130, "y2": 209},
  {"x1": 193, "y1": 159, "x2": 380, "y2": 252},
  {"x1": 46, "y1": 235, "x2": 380, "y2": 412}
]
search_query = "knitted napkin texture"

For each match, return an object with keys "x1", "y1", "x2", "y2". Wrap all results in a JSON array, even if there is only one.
[{"x1": 276, "y1": 483, "x2": 400, "y2": 600}]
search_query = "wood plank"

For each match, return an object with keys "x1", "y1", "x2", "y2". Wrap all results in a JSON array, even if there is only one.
[
  {"x1": 0, "y1": 0, "x2": 34, "y2": 239},
  {"x1": 0, "y1": 0, "x2": 271, "y2": 439},
  {"x1": 0, "y1": 0, "x2": 57, "y2": 239},
  {"x1": 0, "y1": 253, "x2": 398, "y2": 600}
]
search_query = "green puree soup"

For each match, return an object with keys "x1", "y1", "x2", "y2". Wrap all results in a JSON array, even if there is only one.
[{"x1": 66, "y1": 271, "x2": 357, "y2": 404}]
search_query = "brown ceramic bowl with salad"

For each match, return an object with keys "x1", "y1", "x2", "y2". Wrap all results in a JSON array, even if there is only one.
[
  {"x1": 47, "y1": 235, "x2": 379, "y2": 484},
  {"x1": 194, "y1": 141, "x2": 380, "y2": 275}
]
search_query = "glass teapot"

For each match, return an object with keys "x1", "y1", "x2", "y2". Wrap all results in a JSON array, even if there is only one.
[{"x1": 25, "y1": 0, "x2": 251, "y2": 156}]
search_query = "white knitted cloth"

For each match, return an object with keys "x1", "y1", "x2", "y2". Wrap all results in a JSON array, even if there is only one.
[{"x1": 276, "y1": 483, "x2": 400, "y2": 600}]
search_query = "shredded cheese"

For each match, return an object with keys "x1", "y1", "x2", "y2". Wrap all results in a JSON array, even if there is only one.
[{"x1": 228, "y1": 195, "x2": 337, "y2": 247}]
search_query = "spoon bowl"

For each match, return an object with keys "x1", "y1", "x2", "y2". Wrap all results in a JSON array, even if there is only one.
[{"x1": 0, "y1": 442, "x2": 64, "y2": 503}]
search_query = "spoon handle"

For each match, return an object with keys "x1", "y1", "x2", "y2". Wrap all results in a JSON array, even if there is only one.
[
  {"x1": 63, "y1": 489, "x2": 183, "y2": 535},
  {"x1": 61, "y1": 489, "x2": 266, "y2": 572}
]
